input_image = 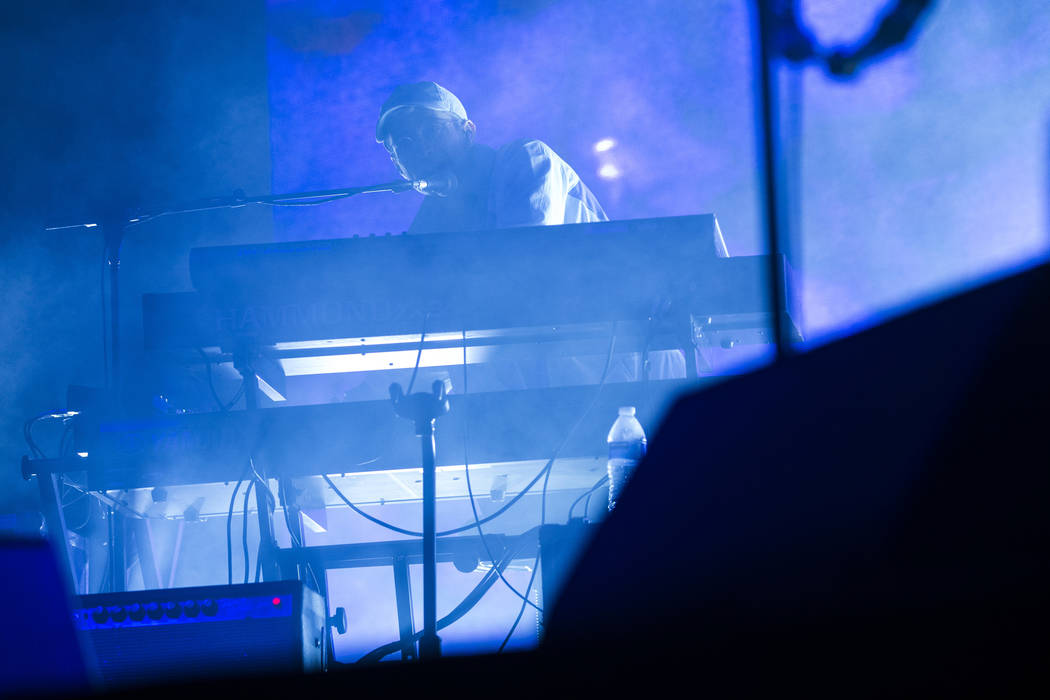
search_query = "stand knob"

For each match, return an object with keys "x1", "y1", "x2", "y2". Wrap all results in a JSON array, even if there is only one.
[
  {"x1": 389, "y1": 378, "x2": 452, "y2": 430},
  {"x1": 328, "y1": 607, "x2": 348, "y2": 635}
]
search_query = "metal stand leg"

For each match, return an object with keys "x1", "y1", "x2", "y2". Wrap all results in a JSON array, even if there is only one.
[
  {"x1": 756, "y1": 0, "x2": 792, "y2": 360},
  {"x1": 129, "y1": 518, "x2": 160, "y2": 589},
  {"x1": 683, "y1": 327, "x2": 702, "y2": 379},
  {"x1": 107, "y1": 507, "x2": 126, "y2": 592},
  {"x1": 392, "y1": 555, "x2": 417, "y2": 661},
  {"x1": 253, "y1": 484, "x2": 280, "y2": 581},
  {"x1": 418, "y1": 421, "x2": 440, "y2": 660},
  {"x1": 236, "y1": 354, "x2": 281, "y2": 582},
  {"x1": 389, "y1": 378, "x2": 452, "y2": 661},
  {"x1": 36, "y1": 471, "x2": 78, "y2": 594}
]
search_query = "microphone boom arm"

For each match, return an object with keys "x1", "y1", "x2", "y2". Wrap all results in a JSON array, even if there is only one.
[{"x1": 44, "y1": 179, "x2": 419, "y2": 231}]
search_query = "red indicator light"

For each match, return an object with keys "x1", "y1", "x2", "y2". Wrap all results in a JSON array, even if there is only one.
[{"x1": 272, "y1": 597, "x2": 281, "y2": 606}]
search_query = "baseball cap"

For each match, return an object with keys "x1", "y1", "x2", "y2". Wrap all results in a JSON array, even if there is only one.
[{"x1": 375, "y1": 81, "x2": 469, "y2": 142}]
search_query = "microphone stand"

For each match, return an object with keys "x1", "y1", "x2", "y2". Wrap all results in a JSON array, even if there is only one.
[
  {"x1": 751, "y1": 0, "x2": 935, "y2": 361},
  {"x1": 44, "y1": 179, "x2": 415, "y2": 398},
  {"x1": 41, "y1": 178, "x2": 416, "y2": 593},
  {"x1": 389, "y1": 378, "x2": 453, "y2": 660},
  {"x1": 754, "y1": 0, "x2": 796, "y2": 362}
]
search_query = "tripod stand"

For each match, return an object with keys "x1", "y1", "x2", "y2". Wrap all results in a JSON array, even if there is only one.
[{"x1": 389, "y1": 377, "x2": 452, "y2": 659}]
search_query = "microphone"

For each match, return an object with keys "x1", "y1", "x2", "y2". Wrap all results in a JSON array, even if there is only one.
[{"x1": 412, "y1": 173, "x2": 458, "y2": 197}]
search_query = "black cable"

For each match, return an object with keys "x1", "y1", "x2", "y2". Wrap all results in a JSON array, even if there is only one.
[
  {"x1": 499, "y1": 516, "x2": 543, "y2": 653},
  {"x1": 335, "y1": 323, "x2": 619, "y2": 655},
  {"x1": 499, "y1": 325, "x2": 619, "y2": 652},
  {"x1": 461, "y1": 329, "x2": 542, "y2": 614},
  {"x1": 331, "y1": 325, "x2": 620, "y2": 656},
  {"x1": 278, "y1": 479, "x2": 321, "y2": 593},
  {"x1": 358, "y1": 571, "x2": 499, "y2": 664},
  {"x1": 355, "y1": 527, "x2": 537, "y2": 664},
  {"x1": 405, "y1": 313, "x2": 429, "y2": 396},
  {"x1": 243, "y1": 460, "x2": 281, "y2": 586},
  {"x1": 582, "y1": 487, "x2": 598, "y2": 521},
  {"x1": 57, "y1": 424, "x2": 90, "y2": 533},
  {"x1": 247, "y1": 459, "x2": 278, "y2": 516},
  {"x1": 63, "y1": 487, "x2": 94, "y2": 532},
  {"x1": 280, "y1": 482, "x2": 303, "y2": 551},
  {"x1": 226, "y1": 479, "x2": 244, "y2": 585},
  {"x1": 242, "y1": 480, "x2": 255, "y2": 585},
  {"x1": 499, "y1": 447, "x2": 558, "y2": 652},
  {"x1": 567, "y1": 474, "x2": 609, "y2": 521},
  {"x1": 323, "y1": 325, "x2": 620, "y2": 541},
  {"x1": 24, "y1": 423, "x2": 44, "y2": 459},
  {"x1": 24, "y1": 413, "x2": 52, "y2": 459},
  {"x1": 24, "y1": 411, "x2": 78, "y2": 460},
  {"x1": 322, "y1": 476, "x2": 422, "y2": 537},
  {"x1": 200, "y1": 349, "x2": 245, "y2": 411},
  {"x1": 57, "y1": 433, "x2": 86, "y2": 531},
  {"x1": 287, "y1": 515, "x2": 321, "y2": 592},
  {"x1": 324, "y1": 464, "x2": 552, "y2": 538},
  {"x1": 225, "y1": 464, "x2": 257, "y2": 585},
  {"x1": 278, "y1": 479, "x2": 296, "y2": 547}
]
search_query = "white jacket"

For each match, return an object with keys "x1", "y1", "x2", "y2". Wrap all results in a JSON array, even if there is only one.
[{"x1": 408, "y1": 139, "x2": 608, "y2": 234}]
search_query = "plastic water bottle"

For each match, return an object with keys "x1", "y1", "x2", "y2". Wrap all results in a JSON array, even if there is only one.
[{"x1": 607, "y1": 406, "x2": 646, "y2": 511}]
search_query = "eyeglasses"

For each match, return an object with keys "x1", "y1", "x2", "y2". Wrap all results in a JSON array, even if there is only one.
[{"x1": 383, "y1": 115, "x2": 462, "y2": 157}]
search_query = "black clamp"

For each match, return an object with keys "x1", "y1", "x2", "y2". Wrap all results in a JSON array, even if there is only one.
[{"x1": 389, "y1": 377, "x2": 452, "y2": 436}]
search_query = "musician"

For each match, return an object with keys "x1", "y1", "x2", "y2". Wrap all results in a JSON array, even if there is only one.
[
  {"x1": 376, "y1": 81, "x2": 608, "y2": 234},
  {"x1": 368, "y1": 81, "x2": 684, "y2": 392}
]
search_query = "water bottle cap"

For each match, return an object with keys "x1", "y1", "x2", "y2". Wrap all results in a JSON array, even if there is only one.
[{"x1": 618, "y1": 406, "x2": 636, "y2": 416}]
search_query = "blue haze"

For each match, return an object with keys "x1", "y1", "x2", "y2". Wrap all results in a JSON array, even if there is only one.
[{"x1": 267, "y1": 0, "x2": 1050, "y2": 343}]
